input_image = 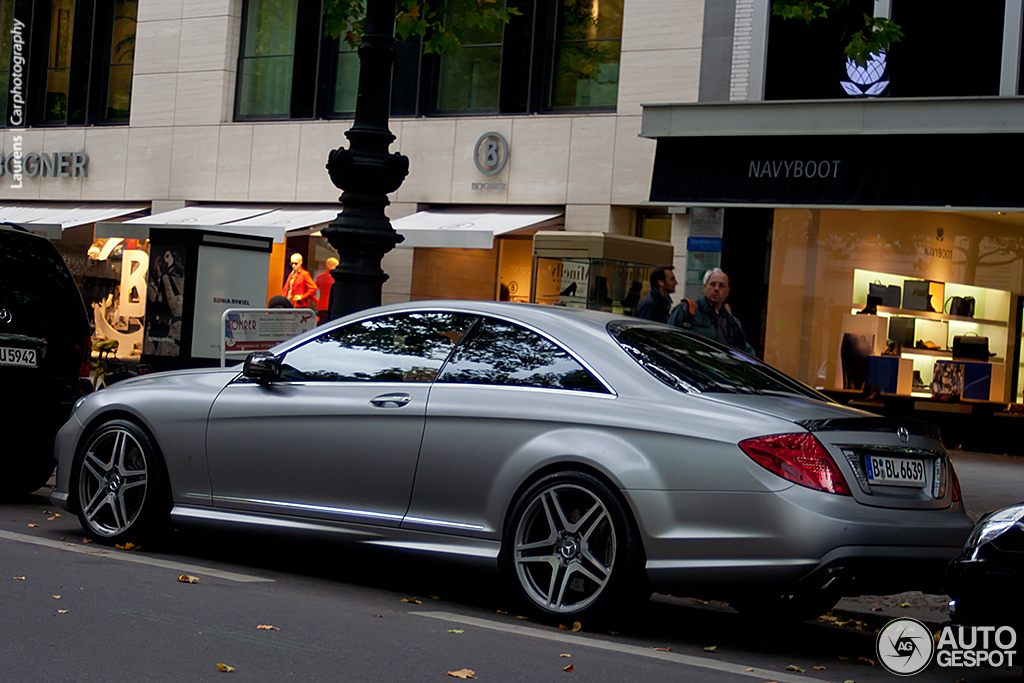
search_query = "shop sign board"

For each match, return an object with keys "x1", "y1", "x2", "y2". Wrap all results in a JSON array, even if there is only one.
[
  {"x1": 686, "y1": 237, "x2": 722, "y2": 252},
  {"x1": 220, "y1": 308, "x2": 317, "y2": 366},
  {"x1": 192, "y1": 245, "x2": 271, "y2": 359},
  {"x1": 650, "y1": 133, "x2": 1024, "y2": 209}
]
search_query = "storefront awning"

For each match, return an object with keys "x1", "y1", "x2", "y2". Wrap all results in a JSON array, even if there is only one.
[
  {"x1": 0, "y1": 203, "x2": 147, "y2": 236},
  {"x1": 391, "y1": 209, "x2": 564, "y2": 249},
  {"x1": 119, "y1": 204, "x2": 343, "y2": 243}
]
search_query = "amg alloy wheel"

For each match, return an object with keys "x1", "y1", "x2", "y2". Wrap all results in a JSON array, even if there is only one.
[
  {"x1": 74, "y1": 419, "x2": 168, "y2": 542},
  {"x1": 505, "y1": 471, "x2": 646, "y2": 619}
]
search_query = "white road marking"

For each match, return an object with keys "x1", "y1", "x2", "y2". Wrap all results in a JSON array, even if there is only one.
[
  {"x1": 0, "y1": 530, "x2": 273, "y2": 583},
  {"x1": 414, "y1": 611, "x2": 823, "y2": 683}
]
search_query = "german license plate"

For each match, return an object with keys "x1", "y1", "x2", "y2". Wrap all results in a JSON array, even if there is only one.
[
  {"x1": 866, "y1": 455, "x2": 926, "y2": 487},
  {"x1": 0, "y1": 346, "x2": 37, "y2": 367}
]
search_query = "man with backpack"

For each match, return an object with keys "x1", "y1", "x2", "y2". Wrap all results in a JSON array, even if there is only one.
[{"x1": 669, "y1": 268, "x2": 755, "y2": 355}]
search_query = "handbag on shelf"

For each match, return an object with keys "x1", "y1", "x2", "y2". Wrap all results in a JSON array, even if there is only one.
[
  {"x1": 946, "y1": 296, "x2": 976, "y2": 318},
  {"x1": 868, "y1": 280, "x2": 901, "y2": 309},
  {"x1": 903, "y1": 280, "x2": 944, "y2": 313},
  {"x1": 952, "y1": 334, "x2": 990, "y2": 362}
]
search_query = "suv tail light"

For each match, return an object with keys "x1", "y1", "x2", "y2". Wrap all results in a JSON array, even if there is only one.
[
  {"x1": 950, "y1": 462, "x2": 963, "y2": 502},
  {"x1": 739, "y1": 433, "x2": 851, "y2": 495},
  {"x1": 79, "y1": 335, "x2": 92, "y2": 378}
]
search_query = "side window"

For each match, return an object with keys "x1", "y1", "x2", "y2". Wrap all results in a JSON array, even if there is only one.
[
  {"x1": 437, "y1": 317, "x2": 607, "y2": 393},
  {"x1": 278, "y1": 312, "x2": 475, "y2": 383}
]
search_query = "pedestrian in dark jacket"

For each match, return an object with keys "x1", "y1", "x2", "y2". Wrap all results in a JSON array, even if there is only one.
[
  {"x1": 634, "y1": 266, "x2": 677, "y2": 323},
  {"x1": 668, "y1": 267, "x2": 755, "y2": 354}
]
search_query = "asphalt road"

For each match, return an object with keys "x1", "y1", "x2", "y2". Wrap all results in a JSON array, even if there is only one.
[{"x1": 1, "y1": 450, "x2": 1020, "y2": 683}]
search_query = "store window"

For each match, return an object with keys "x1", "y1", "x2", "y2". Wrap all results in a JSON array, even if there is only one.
[
  {"x1": 547, "y1": 0, "x2": 622, "y2": 110},
  {"x1": 330, "y1": 42, "x2": 359, "y2": 115},
  {"x1": 0, "y1": 0, "x2": 138, "y2": 127}
]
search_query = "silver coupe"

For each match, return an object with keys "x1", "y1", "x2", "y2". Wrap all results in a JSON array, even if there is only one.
[{"x1": 51, "y1": 301, "x2": 974, "y2": 620}]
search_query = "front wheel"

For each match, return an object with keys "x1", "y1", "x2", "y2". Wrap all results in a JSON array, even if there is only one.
[
  {"x1": 73, "y1": 419, "x2": 169, "y2": 543},
  {"x1": 502, "y1": 471, "x2": 648, "y2": 621}
]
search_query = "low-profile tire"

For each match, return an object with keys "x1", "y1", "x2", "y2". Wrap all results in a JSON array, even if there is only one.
[
  {"x1": 72, "y1": 419, "x2": 170, "y2": 544},
  {"x1": 501, "y1": 470, "x2": 649, "y2": 622},
  {"x1": 730, "y1": 590, "x2": 841, "y2": 623}
]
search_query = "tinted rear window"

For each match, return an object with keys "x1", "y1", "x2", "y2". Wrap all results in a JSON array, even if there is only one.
[
  {"x1": 609, "y1": 322, "x2": 825, "y2": 399},
  {"x1": 0, "y1": 228, "x2": 87, "y2": 325}
]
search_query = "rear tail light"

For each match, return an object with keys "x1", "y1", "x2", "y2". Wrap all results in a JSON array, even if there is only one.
[
  {"x1": 79, "y1": 335, "x2": 92, "y2": 378},
  {"x1": 950, "y1": 462, "x2": 963, "y2": 502},
  {"x1": 739, "y1": 433, "x2": 851, "y2": 495}
]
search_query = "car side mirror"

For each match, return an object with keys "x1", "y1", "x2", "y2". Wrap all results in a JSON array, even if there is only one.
[{"x1": 242, "y1": 352, "x2": 281, "y2": 382}]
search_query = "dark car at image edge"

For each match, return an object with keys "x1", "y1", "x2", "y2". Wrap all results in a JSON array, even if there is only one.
[{"x1": 0, "y1": 223, "x2": 91, "y2": 497}]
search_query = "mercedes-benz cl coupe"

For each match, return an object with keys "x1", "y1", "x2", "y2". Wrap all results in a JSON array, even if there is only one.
[{"x1": 51, "y1": 301, "x2": 974, "y2": 621}]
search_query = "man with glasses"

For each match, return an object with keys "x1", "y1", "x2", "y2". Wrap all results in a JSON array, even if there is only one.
[{"x1": 669, "y1": 268, "x2": 755, "y2": 354}]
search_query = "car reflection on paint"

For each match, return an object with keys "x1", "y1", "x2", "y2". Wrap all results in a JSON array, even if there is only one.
[{"x1": 51, "y1": 301, "x2": 974, "y2": 621}]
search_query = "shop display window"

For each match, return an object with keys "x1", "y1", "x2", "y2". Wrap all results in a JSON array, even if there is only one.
[{"x1": 533, "y1": 257, "x2": 651, "y2": 314}]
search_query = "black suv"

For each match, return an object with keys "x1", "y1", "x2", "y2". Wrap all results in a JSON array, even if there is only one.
[{"x1": 0, "y1": 223, "x2": 91, "y2": 496}]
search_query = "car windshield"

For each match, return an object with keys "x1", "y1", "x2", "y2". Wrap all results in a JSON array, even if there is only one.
[{"x1": 608, "y1": 322, "x2": 826, "y2": 399}]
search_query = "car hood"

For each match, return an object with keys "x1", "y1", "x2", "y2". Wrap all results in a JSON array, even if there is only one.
[{"x1": 100, "y1": 365, "x2": 239, "y2": 391}]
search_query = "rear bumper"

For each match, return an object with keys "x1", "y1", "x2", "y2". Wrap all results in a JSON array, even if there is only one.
[{"x1": 629, "y1": 486, "x2": 974, "y2": 597}]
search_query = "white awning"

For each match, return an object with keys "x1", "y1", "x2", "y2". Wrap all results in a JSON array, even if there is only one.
[
  {"x1": 229, "y1": 207, "x2": 340, "y2": 231},
  {"x1": 0, "y1": 203, "x2": 146, "y2": 230},
  {"x1": 127, "y1": 206, "x2": 279, "y2": 225},
  {"x1": 391, "y1": 209, "x2": 564, "y2": 248}
]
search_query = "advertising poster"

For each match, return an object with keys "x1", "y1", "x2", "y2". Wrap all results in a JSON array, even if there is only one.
[
  {"x1": 192, "y1": 245, "x2": 271, "y2": 358},
  {"x1": 143, "y1": 244, "x2": 187, "y2": 357}
]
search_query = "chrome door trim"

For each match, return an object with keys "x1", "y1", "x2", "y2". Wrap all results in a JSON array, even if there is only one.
[{"x1": 213, "y1": 495, "x2": 404, "y2": 523}]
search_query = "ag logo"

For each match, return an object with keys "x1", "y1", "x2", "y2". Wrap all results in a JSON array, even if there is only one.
[
  {"x1": 877, "y1": 618, "x2": 934, "y2": 675},
  {"x1": 474, "y1": 131, "x2": 509, "y2": 176}
]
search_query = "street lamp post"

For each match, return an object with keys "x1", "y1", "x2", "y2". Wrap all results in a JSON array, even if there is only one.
[{"x1": 323, "y1": 0, "x2": 409, "y2": 320}]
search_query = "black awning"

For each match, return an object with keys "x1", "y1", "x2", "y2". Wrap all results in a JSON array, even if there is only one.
[{"x1": 649, "y1": 133, "x2": 1024, "y2": 209}]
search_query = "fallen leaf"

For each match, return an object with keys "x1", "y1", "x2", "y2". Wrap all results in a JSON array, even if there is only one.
[
  {"x1": 703, "y1": 646, "x2": 717, "y2": 652},
  {"x1": 571, "y1": 622, "x2": 582, "y2": 632},
  {"x1": 374, "y1": 615, "x2": 383, "y2": 618},
  {"x1": 838, "y1": 656, "x2": 852, "y2": 661},
  {"x1": 47, "y1": 516, "x2": 56, "y2": 521},
  {"x1": 844, "y1": 680, "x2": 856, "y2": 683},
  {"x1": 562, "y1": 664, "x2": 575, "y2": 672},
  {"x1": 785, "y1": 665, "x2": 805, "y2": 673},
  {"x1": 52, "y1": 595, "x2": 61, "y2": 599},
  {"x1": 401, "y1": 597, "x2": 422, "y2": 604},
  {"x1": 27, "y1": 524, "x2": 38, "y2": 528},
  {"x1": 813, "y1": 665, "x2": 827, "y2": 670},
  {"x1": 58, "y1": 610, "x2": 69, "y2": 614},
  {"x1": 652, "y1": 647, "x2": 671, "y2": 652},
  {"x1": 216, "y1": 663, "x2": 235, "y2": 673},
  {"x1": 82, "y1": 538, "x2": 93, "y2": 544},
  {"x1": 559, "y1": 624, "x2": 569, "y2": 630},
  {"x1": 607, "y1": 631, "x2": 619, "y2": 636},
  {"x1": 559, "y1": 654, "x2": 571, "y2": 658},
  {"x1": 744, "y1": 668, "x2": 754, "y2": 672},
  {"x1": 447, "y1": 669, "x2": 475, "y2": 679},
  {"x1": 177, "y1": 574, "x2": 199, "y2": 584},
  {"x1": 870, "y1": 607, "x2": 882, "y2": 612},
  {"x1": 899, "y1": 602, "x2": 911, "y2": 608},
  {"x1": 496, "y1": 610, "x2": 507, "y2": 614},
  {"x1": 53, "y1": 513, "x2": 61, "y2": 518},
  {"x1": 115, "y1": 542, "x2": 139, "y2": 551},
  {"x1": 955, "y1": 679, "x2": 966, "y2": 683},
  {"x1": 256, "y1": 625, "x2": 279, "y2": 630},
  {"x1": 515, "y1": 615, "x2": 528, "y2": 620},
  {"x1": 13, "y1": 576, "x2": 25, "y2": 580},
  {"x1": 856, "y1": 657, "x2": 875, "y2": 666},
  {"x1": 429, "y1": 595, "x2": 441, "y2": 600},
  {"x1": 85, "y1": 550, "x2": 105, "y2": 554},
  {"x1": 447, "y1": 629, "x2": 465, "y2": 634}
]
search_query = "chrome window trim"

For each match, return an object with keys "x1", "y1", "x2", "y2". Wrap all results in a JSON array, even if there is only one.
[{"x1": 402, "y1": 516, "x2": 486, "y2": 531}]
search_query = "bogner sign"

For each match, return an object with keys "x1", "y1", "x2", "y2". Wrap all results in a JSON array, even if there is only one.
[
  {"x1": 1, "y1": 146, "x2": 89, "y2": 188},
  {"x1": 649, "y1": 133, "x2": 1024, "y2": 209}
]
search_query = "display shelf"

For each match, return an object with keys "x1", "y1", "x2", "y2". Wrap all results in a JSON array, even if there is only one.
[{"x1": 875, "y1": 306, "x2": 1006, "y2": 327}]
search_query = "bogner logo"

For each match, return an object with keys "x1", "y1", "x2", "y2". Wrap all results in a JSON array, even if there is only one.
[{"x1": 474, "y1": 132, "x2": 509, "y2": 177}]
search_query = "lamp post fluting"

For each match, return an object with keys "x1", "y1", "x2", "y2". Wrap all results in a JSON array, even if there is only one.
[{"x1": 322, "y1": 0, "x2": 409, "y2": 320}]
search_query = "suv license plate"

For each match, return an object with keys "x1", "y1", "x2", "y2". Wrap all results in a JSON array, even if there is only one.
[
  {"x1": 866, "y1": 455, "x2": 926, "y2": 487},
  {"x1": 0, "y1": 346, "x2": 37, "y2": 367}
]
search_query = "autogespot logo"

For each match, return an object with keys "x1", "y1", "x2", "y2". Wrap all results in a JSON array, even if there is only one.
[{"x1": 876, "y1": 618, "x2": 934, "y2": 675}]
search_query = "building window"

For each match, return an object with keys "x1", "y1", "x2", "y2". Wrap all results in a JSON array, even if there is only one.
[
  {"x1": 0, "y1": 1, "x2": 15, "y2": 125},
  {"x1": 330, "y1": 42, "x2": 358, "y2": 115},
  {"x1": 103, "y1": 0, "x2": 137, "y2": 122},
  {"x1": 547, "y1": 0, "x2": 622, "y2": 110},
  {"x1": 42, "y1": 0, "x2": 75, "y2": 123},
  {"x1": 435, "y1": 0, "x2": 504, "y2": 113},
  {"x1": 236, "y1": 0, "x2": 299, "y2": 118}
]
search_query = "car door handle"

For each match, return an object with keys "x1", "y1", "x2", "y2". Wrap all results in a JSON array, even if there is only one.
[{"x1": 370, "y1": 392, "x2": 412, "y2": 407}]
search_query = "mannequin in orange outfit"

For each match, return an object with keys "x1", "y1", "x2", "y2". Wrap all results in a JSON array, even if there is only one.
[{"x1": 282, "y1": 253, "x2": 317, "y2": 309}]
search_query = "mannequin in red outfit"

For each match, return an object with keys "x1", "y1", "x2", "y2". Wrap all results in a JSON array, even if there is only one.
[{"x1": 282, "y1": 253, "x2": 317, "y2": 309}]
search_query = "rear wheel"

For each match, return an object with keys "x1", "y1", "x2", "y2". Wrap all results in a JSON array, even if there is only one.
[
  {"x1": 73, "y1": 419, "x2": 170, "y2": 543},
  {"x1": 502, "y1": 471, "x2": 648, "y2": 621}
]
